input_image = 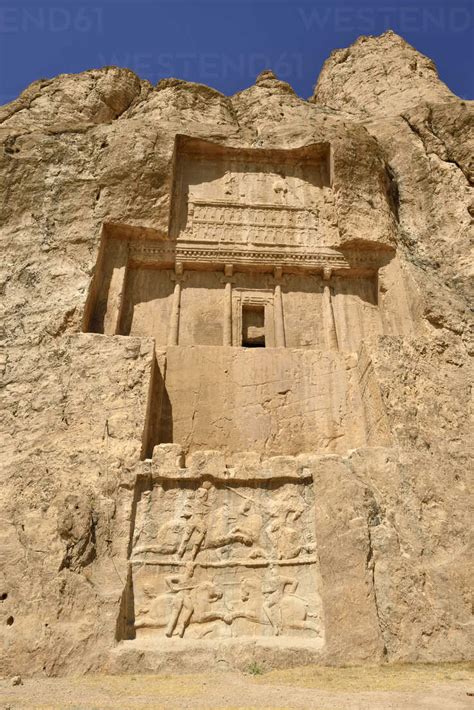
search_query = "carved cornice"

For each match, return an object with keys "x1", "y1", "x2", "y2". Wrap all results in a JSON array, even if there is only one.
[{"x1": 129, "y1": 240, "x2": 351, "y2": 271}]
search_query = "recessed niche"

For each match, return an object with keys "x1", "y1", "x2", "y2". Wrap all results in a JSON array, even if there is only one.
[{"x1": 242, "y1": 305, "x2": 265, "y2": 347}]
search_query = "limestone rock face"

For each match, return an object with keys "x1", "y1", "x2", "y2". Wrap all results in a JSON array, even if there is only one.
[
  {"x1": 0, "y1": 67, "x2": 144, "y2": 130},
  {"x1": 312, "y1": 30, "x2": 457, "y2": 117},
  {"x1": 0, "y1": 32, "x2": 472, "y2": 676}
]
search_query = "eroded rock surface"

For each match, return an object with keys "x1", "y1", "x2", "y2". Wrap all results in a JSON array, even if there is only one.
[{"x1": 0, "y1": 31, "x2": 472, "y2": 675}]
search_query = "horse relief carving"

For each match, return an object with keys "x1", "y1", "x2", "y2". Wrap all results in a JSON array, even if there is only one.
[{"x1": 131, "y1": 480, "x2": 323, "y2": 640}]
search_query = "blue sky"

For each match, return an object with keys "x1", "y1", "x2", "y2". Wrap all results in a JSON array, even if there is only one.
[{"x1": 0, "y1": 0, "x2": 473, "y2": 106}]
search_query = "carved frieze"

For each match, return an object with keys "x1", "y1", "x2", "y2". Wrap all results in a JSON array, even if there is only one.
[
  {"x1": 183, "y1": 199, "x2": 320, "y2": 247},
  {"x1": 130, "y1": 479, "x2": 323, "y2": 640}
]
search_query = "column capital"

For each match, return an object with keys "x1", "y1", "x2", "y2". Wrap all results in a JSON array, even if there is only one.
[
  {"x1": 322, "y1": 266, "x2": 332, "y2": 281},
  {"x1": 274, "y1": 266, "x2": 284, "y2": 282},
  {"x1": 221, "y1": 263, "x2": 236, "y2": 285},
  {"x1": 170, "y1": 261, "x2": 185, "y2": 283}
]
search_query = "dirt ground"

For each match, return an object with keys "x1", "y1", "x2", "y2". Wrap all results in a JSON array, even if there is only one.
[{"x1": 0, "y1": 663, "x2": 473, "y2": 710}]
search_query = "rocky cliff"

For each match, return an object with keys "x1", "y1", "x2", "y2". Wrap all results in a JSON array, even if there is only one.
[{"x1": 0, "y1": 30, "x2": 472, "y2": 675}]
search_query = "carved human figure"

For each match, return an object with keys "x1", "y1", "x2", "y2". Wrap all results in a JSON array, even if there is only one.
[
  {"x1": 135, "y1": 562, "x2": 195, "y2": 635},
  {"x1": 231, "y1": 500, "x2": 265, "y2": 556},
  {"x1": 238, "y1": 172, "x2": 250, "y2": 200},
  {"x1": 203, "y1": 501, "x2": 234, "y2": 551},
  {"x1": 163, "y1": 563, "x2": 196, "y2": 638},
  {"x1": 275, "y1": 489, "x2": 305, "y2": 523},
  {"x1": 262, "y1": 571, "x2": 319, "y2": 636},
  {"x1": 266, "y1": 517, "x2": 301, "y2": 560},
  {"x1": 201, "y1": 491, "x2": 265, "y2": 559},
  {"x1": 164, "y1": 567, "x2": 230, "y2": 638},
  {"x1": 132, "y1": 487, "x2": 163, "y2": 550},
  {"x1": 136, "y1": 560, "x2": 234, "y2": 639},
  {"x1": 223, "y1": 171, "x2": 236, "y2": 197},
  {"x1": 272, "y1": 177, "x2": 288, "y2": 204},
  {"x1": 266, "y1": 507, "x2": 314, "y2": 560},
  {"x1": 262, "y1": 572, "x2": 297, "y2": 636},
  {"x1": 177, "y1": 482, "x2": 212, "y2": 560},
  {"x1": 136, "y1": 501, "x2": 192, "y2": 556}
]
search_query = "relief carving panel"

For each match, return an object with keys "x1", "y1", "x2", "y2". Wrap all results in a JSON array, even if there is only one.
[
  {"x1": 130, "y1": 479, "x2": 323, "y2": 640},
  {"x1": 171, "y1": 141, "x2": 338, "y2": 250},
  {"x1": 183, "y1": 200, "x2": 323, "y2": 247}
]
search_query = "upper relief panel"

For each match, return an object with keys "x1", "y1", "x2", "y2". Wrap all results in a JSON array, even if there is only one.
[{"x1": 170, "y1": 137, "x2": 338, "y2": 253}]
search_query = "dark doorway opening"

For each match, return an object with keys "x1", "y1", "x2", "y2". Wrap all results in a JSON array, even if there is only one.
[{"x1": 242, "y1": 305, "x2": 265, "y2": 347}]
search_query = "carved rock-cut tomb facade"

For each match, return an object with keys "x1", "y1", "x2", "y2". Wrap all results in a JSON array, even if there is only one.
[
  {"x1": 84, "y1": 135, "x2": 407, "y2": 655},
  {"x1": 1, "y1": 32, "x2": 472, "y2": 675}
]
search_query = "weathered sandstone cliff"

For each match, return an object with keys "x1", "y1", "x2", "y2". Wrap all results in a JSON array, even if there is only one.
[{"x1": 0, "y1": 30, "x2": 472, "y2": 675}]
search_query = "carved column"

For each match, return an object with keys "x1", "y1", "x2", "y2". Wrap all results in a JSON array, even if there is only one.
[
  {"x1": 168, "y1": 262, "x2": 183, "y2": 346},
  {"x1": 322, "y1": 267, "x2": 338, "y2": 351},
  {"x1": 222, "y1": 264, "x2": 234, "y2": 346},
  {"x1": 274, "y1": 266, "x2": 286, "y2": 348}
]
